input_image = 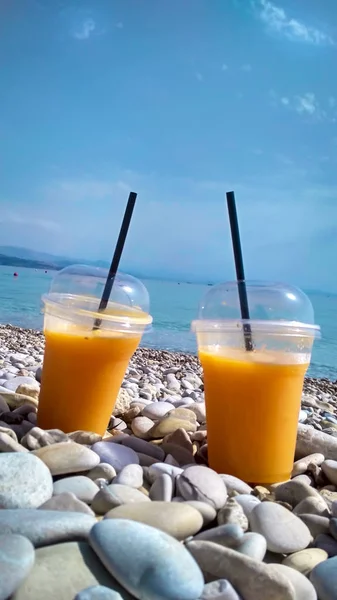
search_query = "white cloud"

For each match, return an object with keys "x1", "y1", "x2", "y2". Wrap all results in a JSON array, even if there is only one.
[
  {"x1": 295, "y1": 93, "x2": 317, "y2": 116},
  {"x1": 221, "y1": 63, "x2": 229, "y2": 71},
  {"x1": 329, "y1": 96, "x2": 336, "y2": 108},
  {"x1": 241, "y1": 64, "x2": 252, "y2": 72},
  {"x1": 73, "y1": 18, "x2": 96, "y2": 40},
  {"x1": 253, "y1": 0, "x2": 334, "y2": 45},
  {"x1": 270, "y1": 90, "x2": 331, "y2": 121}
]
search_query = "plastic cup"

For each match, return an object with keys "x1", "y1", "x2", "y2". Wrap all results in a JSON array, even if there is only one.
[
  {"x1": 192, "y1": 281, "x2": 320, "y2": 484},
  {"x1": 37, "y1": 265, "x2": 152, "y2": 435}
]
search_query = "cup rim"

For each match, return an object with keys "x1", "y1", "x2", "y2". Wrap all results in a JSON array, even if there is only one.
[
  {"x1": 191, "y1": 318, "x2": 321, "y2": 338},
  {"x1": 42, "y1": 292, "x2": 153, "y2": 327}
]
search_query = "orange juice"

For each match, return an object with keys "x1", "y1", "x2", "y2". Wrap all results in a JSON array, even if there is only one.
[
  {"x1": 199, "y1": 348, "x2": 309, "y2": 484},
  {"x1": 37, "y1": 328, "x2": 141, "y2": 435}
]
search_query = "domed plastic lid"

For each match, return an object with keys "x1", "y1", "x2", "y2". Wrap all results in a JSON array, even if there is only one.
[
  {"x1": 192, "y1": 281, "x2": 320, "y2": 337},
  {"x1": 42, "y1": 264, "x2": 152, "y2": 331}
]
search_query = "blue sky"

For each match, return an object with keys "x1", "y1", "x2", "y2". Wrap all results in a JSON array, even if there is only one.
[{"x1": 1, "y1": 0, "x2": 337, "y2": 289}]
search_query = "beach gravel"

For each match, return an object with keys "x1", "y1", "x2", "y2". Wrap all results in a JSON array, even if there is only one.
[{"x1": 1, "y1": 323, "x2": 337, "y2": 599}]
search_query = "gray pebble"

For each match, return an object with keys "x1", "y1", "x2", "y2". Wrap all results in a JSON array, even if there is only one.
[
  {"x1": 0, "y1": 533, "x2": 35, "y2": 600},
  {"x1": 120, "y1": 436, "x2": 165, "y2": 460},
  {"x1": 220, "y1": 475, "x2": 253, "y2": 496},
  {"x1": 0, "y1": 509, "x2": 96, "y2": 547},
  {"x1": 89, "y1": 519, "x2": 204, "y2": 600},
  {"x1": 91, "y1": 442, "x2": 139, "y2": 473},
  {"x1": 86, "y1": 463, "x2": 117, "y2": 483},
  {"x1": 91, "y1": 484, "x2": 150, "y2": 515},
  {"x1": 11, "y1": 541, "x2": 132, "y2": 600},
  {"x1": 149, "y1": 473, "x2": 174, "y2": 502},
  {"x1": 33, "y1": 442, "x2": 100, "y2": 476},
  {"x1": 113, "y1": 464, "x2": 143, "y2": 488},
  {"x1": 200, "y1": 580, "x2": 242, "y2": 599},
  {"x1": 314, "y1": 533, "x2": 337, "y2": 557},
  {"x1": 0, "y1": 452, "x2": 53, "y2": 508},
  {"x1": 39, "y1": 492, "x2": 95, "y2": 515},
  {"x1": 217, "y1": 498, "x2": 249, "y2": 531},
  {"x1": 177, "y1": 465, "x2": 228, "y2": 509},
  {"x1": 270, "y1": 563, "x2": 317, "y2": 600},
  {"x1": 53, "y1": 476, "x2": 99, "y2": 504},
  {"x1": 250, "y1": 501, "x2": 311, "y2": 553},
  {"x1": 310, "y1": 555, "x2": 337, "y2": 600}
]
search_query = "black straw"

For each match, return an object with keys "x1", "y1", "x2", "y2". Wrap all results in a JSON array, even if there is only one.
[
  {"x1": 226, "y1": 191, "x2": 253, "y2": 351},
  {"x1": 93, "y1": 191, "x2": 137, "y2": 330}
]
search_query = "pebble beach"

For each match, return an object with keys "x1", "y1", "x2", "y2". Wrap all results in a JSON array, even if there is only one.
[{"x1": 1, "y1": 324, "x2": 337, "y2": 599}]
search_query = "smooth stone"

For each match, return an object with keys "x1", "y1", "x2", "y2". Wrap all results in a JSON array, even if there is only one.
[
  {"x1": 136, "y1": 452, "x2": 160, "y2": 467},
  {"x1": 12, "y1": 542, "x2": 132, "y2": 600},
  {"x1": 163, "y1": 427, "x2": 193, "y2": 451},
  {"x1": 104, "y1": 501, "x2": 203, "y2": 540},
  {"x1": 292, "y1": 454, "x2": 325, "y2": 477},
  {"x1": 274, "y1": 480, "x2": 321, "y2": 507},
  {"x1": 299, "y1": 514, "x2": 330, "y2": 537},
  {"x1": 120, "y1": 436, "x2": 165, "y2": 460},
  {"x1": 141, "y1": 402, "x2": 175, "y2": 419},
  {"x1": 194, "y1": 523, "x2": 243, "y2": 545},
  {"x1": 0, "y1": 533, "x2": 35, "y2": 600},
  {"x1": 200, "y1": 580, "x2": 242, "y2": 599},
  {"x1": 165, "y1": 453, "x2": 180, "y2": 466},
  {"x1": 310, "y1": 555, "x2": 337, "y2": 600},
  {"x1": 15, "y1": 382, "x2": 40, "y2": 399},
  {"x1": 33, "y1": 442, "x2": 100, "y2": 475},
  {"x1": 1, "y1": 392, "x2": 38, "y2": 409},
  {"x1": 0, "y1": 396, "x2": 9, "y2": 412},
  {"x1": 322, "y1": 460, "x2": 337, "y2": 486},
  {"x1": 250, "y1": 502, "x2": 311, "y2": 553},
  {"x1": 0, "y1": 452, "x2": 53, "y2": 508},
  {"x1": 146, "y1": 462, "x2": 183, "y2": 483},
  {"x1": 0, "y1": 509, "x2": 96, "y2": 546},
  {"x1": 39, "y1": 492, "x2": 95, "y2": 515},
  {"x1": 271, "y1": 563, "x2": 317, "y2": 600},
  {"x1": 91, "y1": 442, "x2": 138, "y2": 473},
  {"x1": 0, "y1": 424, "x2": 17, "y2": 440},
  {"x1": 329, "y1": 517, "x2": 337, "y2": 541},
  {"x1": 113, "y1": 464, "x2": 143, "y2": 488},
  {"x1": 91, "y1": 484, "x2": 150, "y2": 515},
  {"x1": 53, "y1": 476, "x2": 99, "y2": 504},
  {"x1": 220, "y1": 475, "x2": 253, "y2": 496},
  {"x1": 0, "y1": 432, "x2": 28, "y2": 452},
  {"x1": 296, "y1": 425, "x2": 337, "y2": 461},
  {"x1": 234, "y1": 495, "x2": 261, "y2": 520},
  {"x1": 75, "y1": 586, "x2": 123, "y2": 599},
  {"x1": 2, "y1": 376, "x2": 37, "y2": 392},
  {"x1": 283, "y1": 548, "x2": 328, "y2": 576},
  {"x1": 314, "y1": 534, "x2": 337, "y2": 557},
  {"x1": 149, "y1": 473, "x2": 173, "y2": 501},
  {"x1": 217, "y1": 498, "x2": 249, "y2": 531},
  {"x1": 188, "y1": 402, "x2": 206, "y2": 423},
  {"x1": 192, "y1": 523, "x2": 266, "y2": 561},
  {"x1": 177, "y1": 465, "x2": 228, "y2": 509},
  {"x1": 161, "y1": 443, "x2": 195, "y2": 466},
  {"x1": 130, "y1": 416, "x2": 154, "y2": 439},
  {"x1": 185, "y1": 501, "x2": 217, "y2": 527},
  {"x1": 113, "y1": 388, "x2": 133, "y2": 416},
  {"x1": 69, "y1": 431, "x2": 102, "y2": 445},
  {"x1": 320, "y1": 489, "x2": 337, "y2": 510},
  {"x1": 86, "y1": 464, "x2": 117, "y2": 484},
  {"x1": 89, "y1": 519, "x2": 204, "y2": 600},
  {"x1": 331, "y1": 500, "x2": 337, "y2": 517},
  {"x1": 149, "y1": 415, "x2": 197, "y2": 438},
  {"x1": 187, "y1": 541, "x2": 295, "y2": 600},
  {"x1": 294, "y1": 496, "x2": 330, "y2": 517}
]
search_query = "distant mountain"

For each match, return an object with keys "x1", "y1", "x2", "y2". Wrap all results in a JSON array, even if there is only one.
[{"x1": 0, "y1": 246, "x2": 110, "y2": 271}]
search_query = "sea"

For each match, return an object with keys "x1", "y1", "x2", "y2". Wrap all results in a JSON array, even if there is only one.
[{"x1": 0, "y1": 265, "x2": 336, "y2": 380}]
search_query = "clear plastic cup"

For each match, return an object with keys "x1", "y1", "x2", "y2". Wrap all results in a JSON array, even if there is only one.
[
  {"x1": 37, "y1": 265, "x2": 152, "y2": 435},
  {"x1": 192, "y1": 281, "x2": 320, "y2": 484}
]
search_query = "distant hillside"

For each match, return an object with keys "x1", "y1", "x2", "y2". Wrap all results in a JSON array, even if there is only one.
[{"x1": 0, "y1": 246, "x2": 110, "y2": 271}]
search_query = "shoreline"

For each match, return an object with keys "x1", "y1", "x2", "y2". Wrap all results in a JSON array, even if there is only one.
[{"x1": 1, "y1": 322, "x2": 337, "y2": 437}]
